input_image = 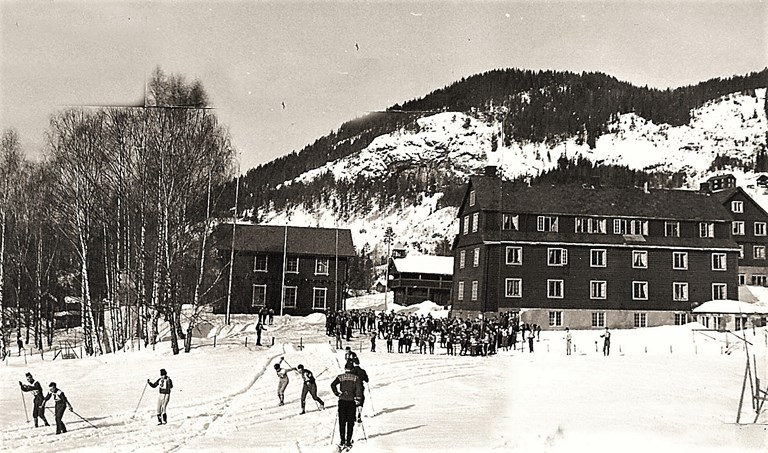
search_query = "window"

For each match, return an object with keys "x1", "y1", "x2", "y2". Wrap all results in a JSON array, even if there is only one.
[
  {"x1": 549, "y1": 311, "x2": 563, "y2": 327},
  {"x1": 471, "y1": 281, "x2": 479, "y2": 301},
  {"x1": 732, "y1": 221, "x2": 745, "y2": 236},
  {"x1": 674, "y1": 313, "x2": 689, "y2": 325},
  {"x1": 505, "y1": 278, "x2": 522, "y2": 298},
  {"x1": 547, "y1": 279, "x2": 564, "y2": 299},
  {"x1": 699, "y1": 222, "x2": 714, "y2": 238},
  {"x1": 463, "y1": 216, "x2": 469, "y2": 235},
  {"x1": 312, "y1": 287, "x2": 327, "y2": 310},
  {"x1": 254, "y1": 254, "x2": 268, "y2": 272},
  {"x1": 673, "y1": 282, "x2": 688, "y2": 301},
  {"x1": 751, "y1": 275, "x2": 767, "y2": 286},
  {"x1": 739, "y1": 274, "x2": 746, "y2": 285},
  {"x1": 469, "y1": 190, "x2": 476, "y2": 207},
  {"x1": 590, "y1": 281, "x2": 607, "y2": 299},
  {"x1": 614, "y1": 219, "x2": 648, "y2": 235},
  {"x1": 590, "y1": 249, "x2": 606, "y2": 267},
  {"x1": 632, "y1": 281, "x2": 648, "y2": 300},
  {"x1": 634, "y1": 313, "x2": 647, "y2": 328},
  {"x1": 506, "y1": 247, "x2": 522, "y2": 265},
  {"x1": 548, "y1": 248, "x2": 568, "y2": 266},
  {"x1": 315, "y1": 258, "x2": 329, "y2": 275},
  {"x1": 472, "y1": 213, "x2": 479, "y2": 233},
  {"x1": 712, "y1": 283, "x2": 727, "y2": 300},
  {"x1": 459, "y1": 250, "x2": 466, "y2": 269},
  {"x1": 473, "y1": 248, "x2": 480, "y2": 267},
  {"x1": 537, "y1": 216, "x2": 559, "y2": 232},
  {"x1": 502, "y1": 214, "x2": 519, "y2": 231},
  {"x1": 632, "y1": 250, "x2": 648, "y2": 268},
  {"x1": 576, "y1": 217, "x2": 606, "y2": 234},
  {"x1": 711, "y1": 253, "x2": 726, "y2": 270},
  {"x1": 283, "y1": 286, "x2": 298, "y2": 308},
  {"x1": 251, "y1": 284, "x2": 267, "y2": 307},
  {"x1": 665, "y1": 221, "x2": 680, "y2": 237},
  {"x1": 756, "y1": 222, "x2": 767, "y2": 236},
  {"x1": 755, "y1": 245, "x2": 766, "y2": 260},
  {"x1": 672, "y1": 252, "x2": 688, "y2": 270},
  {"x1": 731, "y1": 200, "x2": 743, "y2": 213},
  {"x1": 457, "y1": 281, "x2": 465, "y2": 300},
  {"x1": 592, "y1": 312, "x2": 606, "y2": 328},
  {"x1": 286, "y1": 256, "x2": 299, "y2": 273}
]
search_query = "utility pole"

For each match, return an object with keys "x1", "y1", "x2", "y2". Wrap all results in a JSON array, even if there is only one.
[{"x1": 225, "y1": 171, "x2": 240, "y2": 326}]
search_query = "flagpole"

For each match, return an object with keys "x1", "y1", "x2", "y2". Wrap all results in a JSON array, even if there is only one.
[
  {"x1": 225, "y1": 174, "x2": 240, "y2": 326},
  {"x1": 280, "y1": 225, "x2": 287, "y2": 317}
]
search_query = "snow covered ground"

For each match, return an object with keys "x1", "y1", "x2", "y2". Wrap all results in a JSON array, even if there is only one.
[{"x1": 2, "y1": 296, "x2": 767, "y2": 452}]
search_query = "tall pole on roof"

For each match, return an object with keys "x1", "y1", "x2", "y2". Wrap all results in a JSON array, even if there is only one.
[
  {"x1": 225, "y1": 171, "x2": 240, "y2": 326},
  {"x1": 335, "y1": 228, "x2": 339, "y2": 311},
  {"x1": 280, "y1": 225, "x2": 287, "y2": 317},
  {"x1": 383, "y1": 226, "x2": 394, "y2": 313}
]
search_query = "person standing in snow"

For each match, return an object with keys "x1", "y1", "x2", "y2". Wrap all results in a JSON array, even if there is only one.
[
  {"x1": 344, "y1": 346, "x2": 359, "y2": 367},
  {"x1": 600, "y1": 328, "x2": 611, "y2": 356},
  {"x1": 350, "y1": 363, "x2": 369, "y2": 423},
  {"x1": 256, "y1": 321, "x2": 264, "y2": 346},
  {"x1": 296, "y1": 364, "x2": 324, "y2": 414},
  {"x1": 331, "y1": 362, "x2": 363, "y2": 450},
  {"x1": 274, "y1": 359, "x2": 291, "y2": 406},
  {"x1": 147, "y1": 368, "x2": 173, "y2": 425},
  {"x1": 565, "y1": 327, "x2": 573, "y2": 356},
  {"x1": 20, "y1": 372, "x2": 49, "y2": 427},
  {"x1": 41, "y1": 382, "x2": 72, "y2": 434},
  {"x1": 527, "y1": 330, "x2": 535, "y2": 353}
]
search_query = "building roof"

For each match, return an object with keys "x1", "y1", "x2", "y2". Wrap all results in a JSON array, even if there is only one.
[
  {"x1": 392, "y1": 255, "x2": 454, "y2": 276},
  {"x1": 213, "y1": 224, "x2": 355, "y2": 257},
  {"x1": 467, "y1": 176, "x2": 734, "y2": 222},
  {"x1": 711, "y1": 186, "x2": 768, "y2": 218},
  {"x1": 692, "y1": 299, "x2": 768, "y2": 315}
]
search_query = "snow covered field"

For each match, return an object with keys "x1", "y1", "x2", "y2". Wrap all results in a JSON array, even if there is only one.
[{"x1": 2, "y1": 300, "x2": 767, "y2": 452}]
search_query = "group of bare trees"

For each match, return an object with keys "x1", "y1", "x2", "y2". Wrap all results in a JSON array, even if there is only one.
[{"x1": 1, "y1": 69, "x2": 236, "y2": 356}]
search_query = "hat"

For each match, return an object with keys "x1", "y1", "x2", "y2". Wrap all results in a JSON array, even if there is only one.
[
  {"x1": 345, "y1": 346, "x2": 351, "y2": 351},
  {"x1": 297, "y1": 364, "x2": 304, "y2": 369},
  {"x1": 274, "y1": 363, "x2": 280, "y2": 370},
  {"x1": 160, "y1": 369, "x2": 167, "y2": 376},
  {"x1": 49, "y1": 382, "x2": 56, "y2": 388},
  {"x1": 25, "y1": 372, "x2": 32, "y2": 377}
]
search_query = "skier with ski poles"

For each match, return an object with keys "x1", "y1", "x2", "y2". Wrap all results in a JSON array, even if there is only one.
[
  {"x1": 19, "y1": 372, "x2": 49, "y2": 427},
  {"x1": 344, "y1": 346, "x2": 359, "y2": 367},
  {"x1": 40, "y1": 382, "x2": 73, "y2": 434},
  {"x1": 296, "y1": 364, "x2": 325, "y2": 414},
  {"x1": 331, "y1": 361, "x2": 363, "y2": 450},
  {"x1": 274, "y1": 358, "x2": 292, "y2": 406},
  {"x1": 147, "y1": 368, "x2": 173, "y2": 425},
  {"x1": 350, "y1": 363, "x2": 369, "y2": 422}
]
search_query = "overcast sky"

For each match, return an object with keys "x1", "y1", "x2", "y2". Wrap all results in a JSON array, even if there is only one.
[{"x1": 1, "y1": 1, "x2": 766, "y2": 171}]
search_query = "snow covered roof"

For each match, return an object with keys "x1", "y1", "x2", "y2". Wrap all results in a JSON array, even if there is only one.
[
  {"x1": 692, "y1": 299, "x2": 768, "y2": 315},
  {"x1": 392, "y1": 255, "x2": 453, "y2": 276}
]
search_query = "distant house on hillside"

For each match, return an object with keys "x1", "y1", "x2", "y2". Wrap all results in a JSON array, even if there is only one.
[
  {"x1": 388, "y1": 255, "x2": 453, "y2": 307},
  {"x1": 452, "y1": 168, "x2": 739, "y2": 329},
  {"x1": 755, "y1": 174, "x2": 768, "y2": 189},
  {"x1": 213, "y1": 224, "x2": 355, "y2": 316},
  {"x1": 699, "y1": 173, "x2": 737, "y2": 192}
]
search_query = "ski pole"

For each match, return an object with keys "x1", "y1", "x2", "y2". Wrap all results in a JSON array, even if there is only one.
[
  {"x1": 357, "y1": 416, "x2": 368, "y2": 442},
  {"x1": 20, "y1": 389, "x2": 29, "y2": 423},
  {"x1": 330, "y1": 413, "x2": 337, "y2": 445},
  {"x1": 367, "y1": 386, "x2": 375, "y2": 415},
  {"x1": 132, "y1": 382, "x2": 148, "y2": 419},
  {"x1": 71, "y1": 409, "x2": 98, "y2": 429}
]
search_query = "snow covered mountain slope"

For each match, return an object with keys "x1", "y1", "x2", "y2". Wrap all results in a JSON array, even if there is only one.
[{"x1": 255, "y1": 89, "x2": 767, "y2": 256}]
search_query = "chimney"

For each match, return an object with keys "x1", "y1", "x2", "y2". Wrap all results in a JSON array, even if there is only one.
[{"x1": 484, "y1": 165, "x2": 498, "y2": 177}]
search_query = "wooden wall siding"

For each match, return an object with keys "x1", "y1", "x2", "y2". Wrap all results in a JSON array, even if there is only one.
[
  {"x1": 724, "y1": 190, "x2": 768, "y2": 268},
  {"x1": 522, "y1": 309, "x2": 686, "y2": 330},
  {"x1": 218, "y1": 252, "x2": 348, "y2": 315}
]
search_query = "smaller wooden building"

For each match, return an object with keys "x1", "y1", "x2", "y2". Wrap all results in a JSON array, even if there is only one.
[
  {"x1": 389, "y1": 255, "x2": 453, "y2": 307},
  {"x1": 213, "y1": 224, "x2": 355, "y2": 316}
]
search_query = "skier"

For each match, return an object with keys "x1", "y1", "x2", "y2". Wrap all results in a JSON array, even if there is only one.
[
  {"x1": 370, "y1": 331, "x2": 376, "y2": 352},
  {"x1": 565, "y1": 327, "x2": 573, "y2": 356},
  {"x1": 274, "y1": 359, "x2": 291, "y2": 406},
  {"x1": 350, "y1": 363, "x2": 369, "y2": 423},
  {"x1": 331, "y1": 361, "x2": 363, "y2": 450},
  {"x1": 296, "y1": 364, "x2": 324, "y2": 414},
  {"x1": 527, "y1": 330, "x2": 535, "y2": 353},
  {"x1": 600, "y1": 327, "x2": 611, "y2": 356},
  {"x1": 255, "y1": 321, "x2": 264, "y2": 346},
  {"x1": 147, "y1": 368, "x2": 173, "y2": 425},
  {"x1": 20, "y1": 372, "x2": 49, "y2": 427},
  {"x1": 17, "y1": 336, "x2": 23, "y2": 356},
  {"x1": 344, "y1": 346, "x2": 359, "y2": 367},
  {"x1": 40, "y1": 382, "x2": 73, "y2": 434}
]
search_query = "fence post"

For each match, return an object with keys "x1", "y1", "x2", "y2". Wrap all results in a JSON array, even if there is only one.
[
  {"x1": 271, "y1": 337, "x2": 275, "y2": 346},
  {"x1": 214, "y1": 335, "x2": 217, "y2": 348},
  {"x1": 245, "y1": 337, "x2": 248, "y2": 347}
]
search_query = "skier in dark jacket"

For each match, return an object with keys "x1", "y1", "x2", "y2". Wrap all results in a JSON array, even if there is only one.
[
  {"x1": 41, "y1": 382, "x2": 72, "y2": 434},
  {"x1": 331, "y1": 362, "x2": 363, "y2": 449},
  {"x1": 147, "y1": 368, "x2": 173, "y2": 425},
  {"x1": 350, "y1": 364, "x2": 369, "y2": 422},
  {"x1": 20, "y1": 372, "x2": 49, "y2": 427},
  {"x1": 296, "y1": 364, "x2": 324, "y2": 414},
  {"x1": 344, "y1": 347, "x2": 359, "y2": 367}
]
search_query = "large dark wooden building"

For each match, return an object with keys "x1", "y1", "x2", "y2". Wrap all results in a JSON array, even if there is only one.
[
  {"x1": 452, "y1": 171, "x2": 740, "y2": 329},
  {"x1": 214, "y1": 224, "x2": 355, "y2": 316},
  {"x1": 710, "y1": 186, "x2": 768, "y2": 287}
]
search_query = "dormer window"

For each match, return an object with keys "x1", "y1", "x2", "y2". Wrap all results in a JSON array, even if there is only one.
[
  {"x1": 699, "y1": 222, "x2": 715, "y2": 238},
  {"x1": 537, "y1": 216, "x2": 558, "y2": 232},
  {"x1": 502, "y1": 214, "x2": 519, "y2": 231},
  {"x1": 614, "y1": 219, "x2": 648, "y2": 235},
  {"x1": 469, "y1": 190, "x2": 476, "y2": 207},
  {"x1": 731, "y1": 201, "x2": 743, "y2": 213}
]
